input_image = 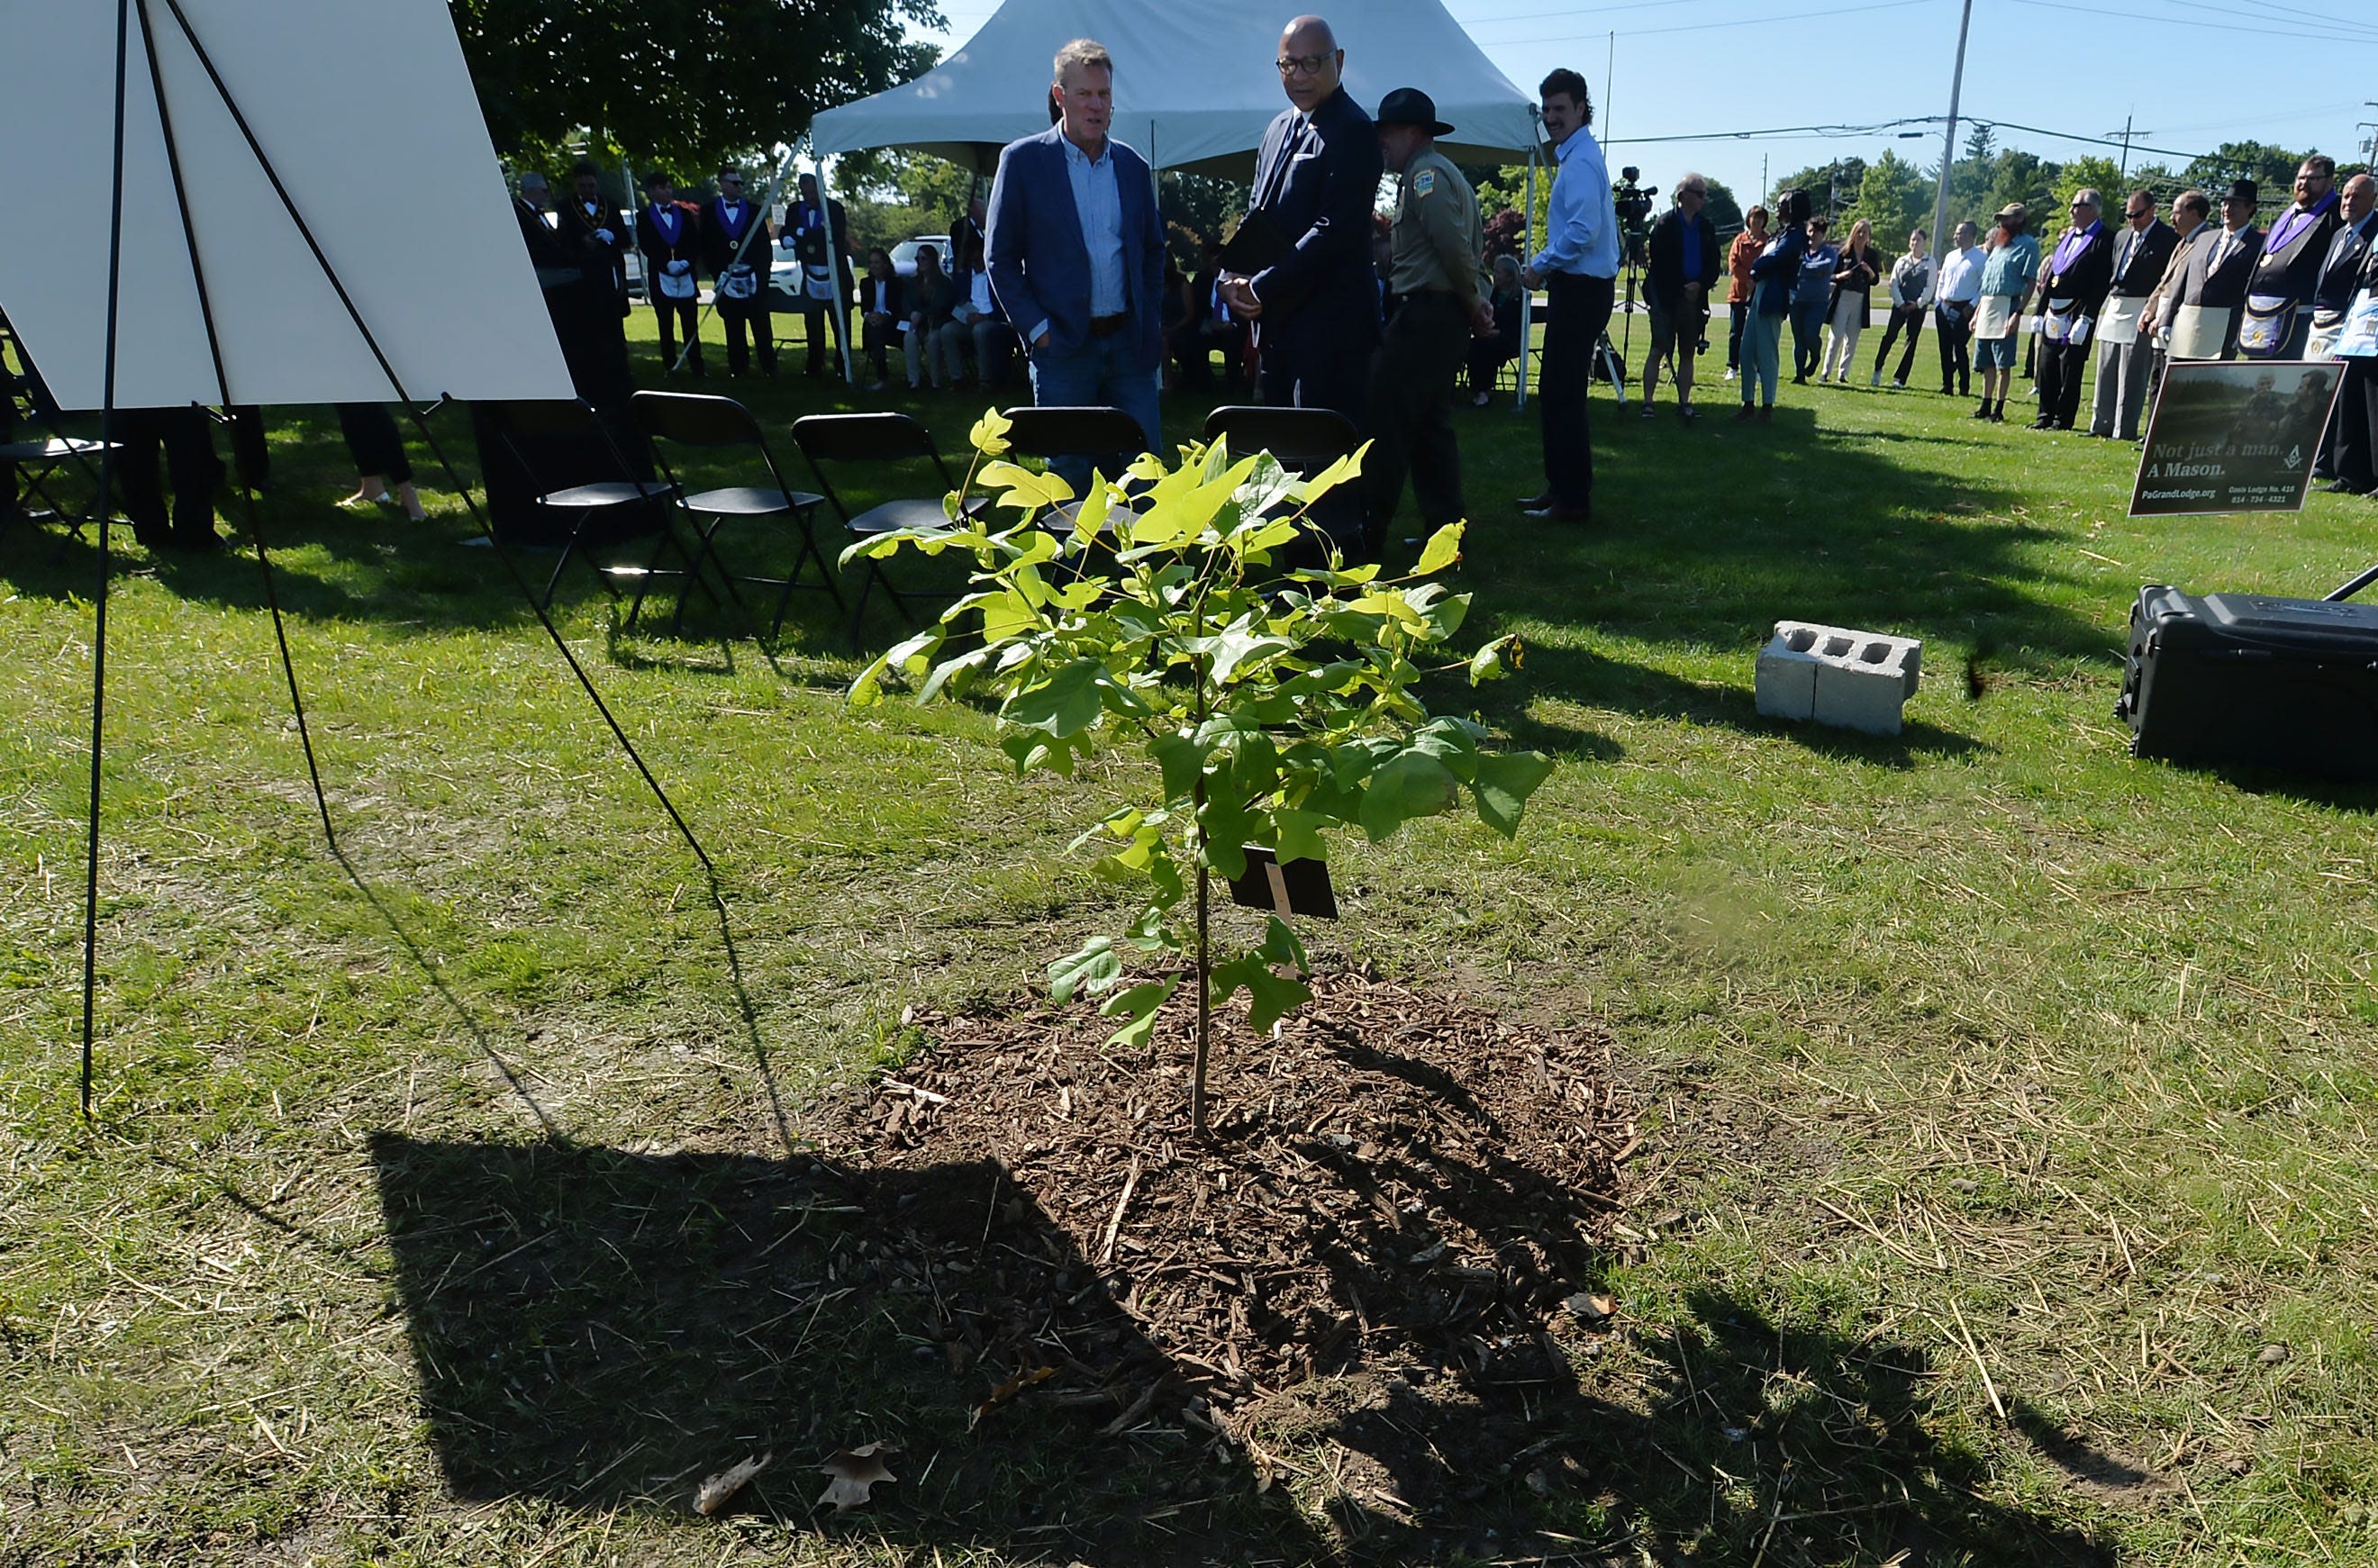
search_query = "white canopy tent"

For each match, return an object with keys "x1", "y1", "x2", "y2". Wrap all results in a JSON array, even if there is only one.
[{"x1": 811, "y1": 0, "x2": 1542, "y2": 177}]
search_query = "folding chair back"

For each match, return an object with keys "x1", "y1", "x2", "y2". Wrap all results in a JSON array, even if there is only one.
[
  {"x1": 1000, "y1": 405, "x2": 1149, "y2": 467},
  {"x1": 790, "y1": 411, "x2": 949, "y2": 467},
  {"x1": 790, "y1": 412, "x2": 972, "y2": 648},
  {"x1": 631, "y1": 389, "x2": 767, "y2": 449},
  {"x1": 1200, "y1": 404, "x2": 1365, "y2": 561}
]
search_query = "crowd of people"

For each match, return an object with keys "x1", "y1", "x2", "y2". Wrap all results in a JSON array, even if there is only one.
[{"x1": 12, "y1": 17, "x2": 2378, "y2": 560}]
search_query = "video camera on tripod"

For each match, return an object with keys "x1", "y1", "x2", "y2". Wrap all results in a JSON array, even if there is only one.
[{"x1": 1611, "y1": 165, "x2": 1653, "y2": 266}]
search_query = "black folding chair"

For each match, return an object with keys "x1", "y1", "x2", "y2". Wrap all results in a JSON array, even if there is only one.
[
  {"x1": 486, "y1": 398, "x2": 684, "y2": 611},
  {"x1": 2, "y1": 334, "x2": 114, "y2": 550},
  {"x1": 630, "y1": 391, "x2": 843, "y2": 640},
  {"x1": 789, "y1": 412, "x2": 984, "y2": 648},
  {"x1": 1201, "y1": 404, "x2": 1365, "y2": 558}
]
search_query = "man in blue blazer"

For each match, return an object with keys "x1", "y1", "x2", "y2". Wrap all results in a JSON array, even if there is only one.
[
  {"x1": 1221, "y1": 15, "x2": 1383, "y2": 420},
  {"x1": 985, "y1": 38, "x2": 1166, "y2": 475}
]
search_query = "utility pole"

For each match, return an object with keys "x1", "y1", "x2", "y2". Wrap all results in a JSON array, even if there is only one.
[
  {"x1": 1927, "y1": 0, "x2": 1974, "y2": 263},
  {"x1": 2105, "y1": 112, "x2": 2153, "y2": 183}
]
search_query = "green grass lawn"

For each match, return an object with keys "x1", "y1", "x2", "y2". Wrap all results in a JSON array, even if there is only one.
[{"x1": 5, "y1": 303, "x2": 2376, "y2": 1565}]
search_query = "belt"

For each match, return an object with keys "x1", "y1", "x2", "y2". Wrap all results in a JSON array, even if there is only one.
[{"x1": 1089, "y1": 313, "x2": 1129, "y2": 338}]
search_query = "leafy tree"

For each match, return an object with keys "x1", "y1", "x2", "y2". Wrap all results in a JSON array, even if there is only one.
[
  {"x1": 1700, "y1": 177, "x2": 1746, "y2": 238},
  {"x1": 849, "y1": 415, "x2": 1550, "y2": 1137},
  {"x1": 451, "y1": 0, "x2": 944, "y2": 177},
  {"x1": 1157, "y1": 171, "x2": 1250, "y2": 254},
  {"x1": 2047, "y1": 156, "x2": 2123, "y2": 241},
  {"x1": 1850, "y1": 150, "x2": 1929, "y2": 250},
  {"x1": 1984, "y1": 150, "x2": 2057, "y2": 229},
  {"x1": 836, "y1": 147, "x2": 979, "y2": 254},
  {"x1": 2184, "y1": 140, "x2": 2308, "y2": 205}
]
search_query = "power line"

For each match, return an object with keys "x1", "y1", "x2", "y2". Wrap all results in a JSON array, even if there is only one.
[
  {"x1": 1474, "y1": 0, "x2": 1936, "y2": 44},
  {"x1": 2131, "y1": 0, "x2": 2378, "y2": 34},
  {"x1": 2001, "y1": 0, "x2": 2368, "y2": 42}
]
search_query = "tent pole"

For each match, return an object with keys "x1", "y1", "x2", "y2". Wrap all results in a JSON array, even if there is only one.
[
  {"x1": 823, "y1": 153, "x2": 854, "y2": 384},
  {"x1": 81, "y1": 0, "x2": 136, "y2": 1118},
  {"x1": 1516, "y1": 115, "x2": 1539, "y2": 412}
]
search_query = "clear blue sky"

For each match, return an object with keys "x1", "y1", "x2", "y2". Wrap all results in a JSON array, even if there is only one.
[{"x1": 912, "y1": 0, "x2": 2377, "y2": 213}]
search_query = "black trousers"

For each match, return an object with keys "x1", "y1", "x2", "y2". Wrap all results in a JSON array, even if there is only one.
[
  {"x1": 797, "y1": 298, "x2": 849, "y2": 376},
  {"x1": 1538, "y1": 270, "x2": 1614, "y2": 510},
  {"x1": 225, "y1": 405, "x2": 270, "y2": 489},
  {"x1": 1257, "y1": 331, "x2": 1372, "y2": 425},
  {"x1": 652, "y1": 289, "x2": 703, "y2": 374},
  {"x1": 720, "y1": 296, "x2": 774, "y2": 376},
  {"x1": 1727, "y1": 304, "x2": 1747, "y2": 370},
  {"x1": 1365, "y1": 290, "x2": 1471, "y2": 546},
  {"x1": 2335, "y1": 358, "x2": 2378, "y2": 494},
  {"x1": 1936, "y1": 305, "x2": 1973, "y2": 394},
  {"x1": 1873, "y1": 304, "x2": 1925, "y2": 383},
  {"x1": 2036, "y1": 336, "x2": 2089, "y2": 427},
  {"x1": 113, "y1": 405, "x2": 217, "y2": 546},
  {"x1": 336, "y1": 403, "x2": 413, "y2": 485}
]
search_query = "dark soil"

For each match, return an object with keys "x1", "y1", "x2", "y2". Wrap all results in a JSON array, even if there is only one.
[{"x1": 804, "y1": 965, "x2": 1641, "y2": 1551}]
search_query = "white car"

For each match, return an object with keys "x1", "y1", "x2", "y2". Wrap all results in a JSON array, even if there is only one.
[{"x1": 891, "y1": 235, "x2": 953, "y2": 277}]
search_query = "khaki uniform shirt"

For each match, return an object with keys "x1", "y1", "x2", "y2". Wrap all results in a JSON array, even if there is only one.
[{"x1": 1387, "y1": 145, "x2": 1484, "y2": 309}]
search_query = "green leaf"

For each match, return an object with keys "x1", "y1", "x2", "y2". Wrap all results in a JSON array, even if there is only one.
[
  {"x1": 979, "y1": 460, "x2": 1076, "y2": 512},
  {"x1": 1003, "y1": 658, "x2": 1109, "y2": 737},
  {"x1": 1208, "y1": 625, "x2": 1294, "y2": 684},
  {"x1": 1357, "y1": 748, "x2": 1461, "y2": 840},
  {"x1": 1272, "y1": 808, "x2": 1330, "y2": 866},
  {"x1": 1050, "y1": 938, "x2": 1123, "y2": 1002},
  {"x1": 1209, "y1": 950, "x2": 1312, "y2": 1035},
  {"x1": 1413, "y1": 520, "x2": 1465, "y2": 576},
  {"x1": 1199, "y1": 775, "x2": 1255, "y2": 880},
  {"x1": 1151, "y1": 730, "x2": 1205, "y2": 803},
  {"x1": 1101, "y1": 981, "x2": 1175, "y2": 1049},
  {"x1": 1467, "y1": 635, "x2": 1520, "y2": 684},
  {"x1": 969, "y1": 407, "x2": 1012, "y2": 456},
  {"x1": 1469, "y1": 749, "x2": 1555, "y2": 838},
  {"x1": 1257, "y1": 913, "x2": 1309, "y2": 972},
  {"x1": 1293, "y1": 439, "x2": 1371, "y2": 503}
]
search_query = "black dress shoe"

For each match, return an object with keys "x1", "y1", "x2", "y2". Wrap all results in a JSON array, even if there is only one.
[
  {"x1": 1521, "y1": 503, "x2": 1592, "y2": 523},
  {"x1": 1514, "y1": 491, "x2": 1553, "y2": 511},
  {"x1": 2029, "y1": 416, "x2": 2056, "y2": 430},
  {"x1": 2319, "y1": 479, "x2": 2370, "y2": 494}
]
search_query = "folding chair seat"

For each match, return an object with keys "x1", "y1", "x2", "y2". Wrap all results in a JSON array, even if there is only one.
[
  {"x1": 790, "y1": 412, "x2": 986, "y2": 648},
  {"x1": 486, "y1": 398, "x2": 683, "y2": 611},
  {"x1": 2, "y1": 353, "x2": 115, "y2": 548},
  {"x1": 1201, "y1": 404, "x2": 1365, "y2": 560},
  {"x1": 996, "y1": 405, "x2": 1151, "y2": 533},
  {"x1": 630, "y1": 391, "x2": 844, "y2": 640}
]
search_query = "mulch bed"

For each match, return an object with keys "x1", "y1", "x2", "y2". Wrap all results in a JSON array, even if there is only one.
[{"x1": 806, "y1": 966, "x2": 1639, "y2": 1454}]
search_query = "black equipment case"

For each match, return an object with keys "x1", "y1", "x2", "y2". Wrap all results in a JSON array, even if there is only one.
[{"x1": 2116, "y1": 585, "x2": 2378, "y2": 779}]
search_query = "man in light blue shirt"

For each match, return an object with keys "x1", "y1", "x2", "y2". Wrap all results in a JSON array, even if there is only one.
[
  {"x1": 1516, "y1": 68, "x2": 1618, "y2": 523},
  {"x1": 985, "y1": 38, "x2": 1167, "y2": 477},
  {"x1": 1972, "y1": 202, "x2": 2039, "y2": 421}
]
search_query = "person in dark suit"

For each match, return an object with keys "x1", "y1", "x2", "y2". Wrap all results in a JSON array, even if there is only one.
[
  {"x1": 2029, "y1": 188, "x2": 2114, "y2": 431},
  {"x1": 702, "y1": 167, "x2": 776, "y2": 377},
  {"x1": 557, "y1": 160, "x2": 631, "y2": 385},
  {"x1": 2084, "y1": 189, "x2": 2177, "y2": 441},
  {"x1": 786, "y1": 172, "x2": 856, "y2": 379},
  {"x1": 2161, "y1": 180, "x2": 2264, "y2": 360},
  {"x1": 513, "y1": 170, "x2": 629, "y2": 410},
  {"x1": 2141, "y1": 189, "x2": 2212, "y2": 393},
  {"x1": 2312, "y1": 172, "x2": 2375, "y2": 489},
  {"x1": 985, "y1": 36, "x2": 1167, "y2": 468},
  {"x1": 113, "y1": 406, "x2": 222, "y2": 553},
  {"x1": 857, "y1": 246, "x2": 906, "y2": 392},
  {"x1": 1220, "y1": 15, "x2": 1383, "y2": 421},
  {"x1": 637, "y1": 171, "x2": 705, "y2": 376},
  {"x1": 2240, "y1": 156, "x2": 2342, "y2": 360}
]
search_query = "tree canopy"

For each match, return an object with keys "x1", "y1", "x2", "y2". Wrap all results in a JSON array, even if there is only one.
[{"x1": 452, "y1": 0, "x2": 944, "y2": 177}]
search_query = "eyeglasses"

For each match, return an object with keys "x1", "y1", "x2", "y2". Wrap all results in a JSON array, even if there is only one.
[{"x1": 1275, "y1": 51, "x2": 1330, "y2": 75}]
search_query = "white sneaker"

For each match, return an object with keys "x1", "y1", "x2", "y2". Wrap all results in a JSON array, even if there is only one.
[{"x1": 1724, "y1": 368, "x2": 1738, "y2": 381}]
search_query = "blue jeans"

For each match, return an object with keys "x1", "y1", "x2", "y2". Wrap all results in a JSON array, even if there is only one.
[
  {"x1": 1740, "y1": 311, "x2": 1784, "y2": 406},
  {"x1": 1026, "y1": 331, "x2": 1163, "y2": 490},
  {"x1": 1790, "y1": 295, "x2": 1827, "y2": 377}
]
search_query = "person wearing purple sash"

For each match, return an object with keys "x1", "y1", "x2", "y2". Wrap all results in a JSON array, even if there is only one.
[
  {"x1": 636, "y1": 172, "x2": 705, "y2": 377},
  {"x1": 2029, "y1": 190, "x2": 2113, "y2": 431},
  {"x1": 2239, "y1": 156, "x2": 2342, "y2": 360},
  {"x1": 701, "y1": 168, "x2": 776, "y2": 378}
]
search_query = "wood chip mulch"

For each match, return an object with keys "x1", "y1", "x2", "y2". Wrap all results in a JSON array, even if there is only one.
[{"x1": 807, "y1": 966, "x2": 1638, "y2": 1431}]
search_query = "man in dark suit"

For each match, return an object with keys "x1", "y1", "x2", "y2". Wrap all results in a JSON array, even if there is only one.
[
  {"x1": 2161, "y1": 180, "x2": 2264, "y2": 360},
  {"x1": 2085, "y1": 188, "x2": 2176, "y2": 441},
  {"x1": 637, "y1": 171, "x2": 705, "y2": 376},
  {"x1": 1220, "y1": 15, "x2": 1382, "y2": 421},
  {"x1": 702, "y1": 167, "x2": 776, "y2": 377},
  {"x1": 786, "y1": 173, "x2": 856, "y2": 380},
  {"x1": 2029, "y1": 188, "x2": 2113, "y2": 431},
  {"x1": 557, "y1": 161, "x2": 631, "y2": 386},
  {"x1": 2312, "y1": 172, "x2": 2375, "y2": 490},
  {"x1": 985, "y1": 36, "x2": 1166, "y2": 473},
  {"x1": 2241, "y1": 156, "x2": 2342, "y2": 360}
]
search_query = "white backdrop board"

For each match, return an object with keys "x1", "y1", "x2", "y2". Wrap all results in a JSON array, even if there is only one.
[{"x1": 0, "y1": 0, "x2": 571, "y2": 410}]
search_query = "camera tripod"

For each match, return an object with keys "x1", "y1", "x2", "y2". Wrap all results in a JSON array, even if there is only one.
[{"x1": 1593, "y1": 229, "x2": 1648, "y2": 403}]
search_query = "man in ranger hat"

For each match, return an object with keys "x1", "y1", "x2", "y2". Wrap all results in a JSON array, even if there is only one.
[{"x1": 1363, "y1": 86, "x2": 1488, "y2": 559}]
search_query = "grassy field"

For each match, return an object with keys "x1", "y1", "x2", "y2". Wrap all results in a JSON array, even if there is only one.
[{"x1": 5, "y1": 302, "x2": 2376, "y2": 1566}]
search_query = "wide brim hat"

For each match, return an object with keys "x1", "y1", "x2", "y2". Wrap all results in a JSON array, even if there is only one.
[
  {"x1": 2223, "y1": 178, "x2": 2260, "y2": 204},
  {"x1": 1375, "y1": 86, "x2": 1455, "y2": 137}
]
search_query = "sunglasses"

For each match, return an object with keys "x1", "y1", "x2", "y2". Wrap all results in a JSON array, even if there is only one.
[{"x1": 1275, "y1": 51, "x2": 1331, "y2": 75}]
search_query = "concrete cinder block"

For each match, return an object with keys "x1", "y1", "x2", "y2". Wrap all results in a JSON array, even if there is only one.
[{"x1": 1757, "y1": 621, "x2": 1922, "y2": 735}]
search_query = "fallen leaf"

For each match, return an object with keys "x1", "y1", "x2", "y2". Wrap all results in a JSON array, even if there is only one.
[
  {"x1": 1563, "y1": 1292, "x2": 1614, "y2": 1326},
  {"x1": 817, "y1": 1442, "x2": 895, "y2": 1511},
  {"x1": 2257, "y1": 1343, "x2": 2290, "y2": 1366},
  {"x1": 693, "y1": 1451, "x2": 770, "y2": 1516},
  {"x1": 970, "y1": 1365, "x2": 1056, "y2": 1428}
]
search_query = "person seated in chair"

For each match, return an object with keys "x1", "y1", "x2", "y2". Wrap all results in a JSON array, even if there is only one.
[
  {"x1": 904, "y1": 245, "x2": 960, "y2": 391},
  {"x1": 858, "y1": 246, "x2": 906, "y2": 393},
  {"x1": 936, "y1": 236, "x2": 1015, "y2": 390}
]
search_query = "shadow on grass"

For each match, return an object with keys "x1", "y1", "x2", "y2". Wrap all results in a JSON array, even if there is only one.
[{"x1": 372, "y1": 1138, "x2": 2110, "y2": 1565}]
